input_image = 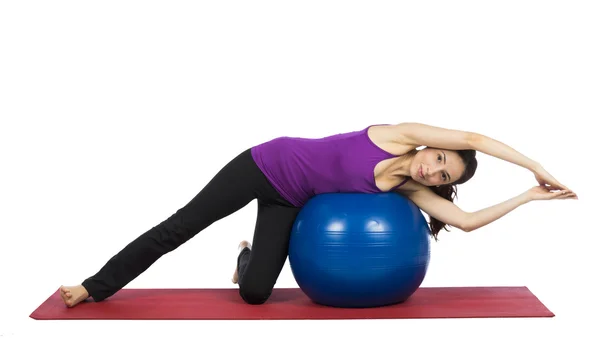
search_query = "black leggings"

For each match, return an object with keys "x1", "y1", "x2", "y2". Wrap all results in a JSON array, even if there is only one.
[{"x1": 81, "y1": 148, "x2": 301, "y2": 305}]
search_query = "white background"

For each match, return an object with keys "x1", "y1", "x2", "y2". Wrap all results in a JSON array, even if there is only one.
[{"x1": 1, "y1": 1, "x2": 598, "y2": 340}]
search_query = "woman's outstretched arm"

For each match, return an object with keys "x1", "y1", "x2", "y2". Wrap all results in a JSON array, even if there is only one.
[
  {"x1": 404, "y1": 185, "x2": 576, "y2": 232},
  {"x1": 392, "y1": 122, "x2": 571, "y2": 191},
  {"x1": 393, "y1": 122, "x2": 538, "y2": 170},
  {"x1": 404, "y1": 186, "x2": 526, "y2": 232}
]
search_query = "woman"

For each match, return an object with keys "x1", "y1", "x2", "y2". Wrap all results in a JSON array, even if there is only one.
[{"x1": 59, "y1": 122, "x2": 577, "y2": 307}]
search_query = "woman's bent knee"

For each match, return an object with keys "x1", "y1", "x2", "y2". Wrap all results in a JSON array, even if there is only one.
[{"x1": 239, "y1": 287, "x2": 272, "y2": 305}]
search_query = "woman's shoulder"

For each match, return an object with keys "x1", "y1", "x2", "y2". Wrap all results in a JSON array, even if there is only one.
[
  {"x1": 367, "y1": 124, "x2": 418, "y2": 155},
  {"x1": 395, "y1": 177, "x2": 428, "y2": 194}
]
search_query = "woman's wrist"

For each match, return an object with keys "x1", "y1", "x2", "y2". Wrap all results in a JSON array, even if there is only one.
[
  {"x1": 528, "y1": 160, "x2": 543, "y2": 172},
  {"x1": 519, "y1": 191, "x2": 533, "y2": 204}
]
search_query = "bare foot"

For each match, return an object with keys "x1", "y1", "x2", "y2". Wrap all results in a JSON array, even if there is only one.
[
  {"x1": 232, "y1": 240, "x2": 251, "y2": 284},
  {"x1": 60, "y1": 285, "x2": 90, "y2": 308}
]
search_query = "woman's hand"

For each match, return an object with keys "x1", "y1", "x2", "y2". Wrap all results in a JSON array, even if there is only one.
[
  {"x1": 532, "y1": 164, "x2": 570, "y2": 191},
  {"x1": 524, "y1": 185, "x2": 578, "y2": 201}
]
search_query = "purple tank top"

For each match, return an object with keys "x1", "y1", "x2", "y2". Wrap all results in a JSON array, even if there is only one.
[{"x1": 250, "y1": 125, "x2": 409, "y2": 207}]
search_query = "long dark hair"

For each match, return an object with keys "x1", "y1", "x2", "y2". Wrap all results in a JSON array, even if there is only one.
[{"x1": 428, "y1": 149, "x2": 477, "y2": 240}]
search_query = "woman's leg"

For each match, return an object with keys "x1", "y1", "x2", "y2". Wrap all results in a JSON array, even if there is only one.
[
  {"x1": 61, "y1": 148, "x2": 278, "y2": 306},
  {"x1": 236, "y1": 200, "x2": 301, "y2": 304}
]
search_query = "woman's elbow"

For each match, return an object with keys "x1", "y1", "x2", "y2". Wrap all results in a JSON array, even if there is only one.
[
  {"x1": 465, "y1": 132, "x2": 483, "y2": 150},
  {"x1": 455, "y1": 224, "x2": 472, "y2": 233},
  {"x1": 457, "y1": 213, "x2": 474, "y2": 232}
]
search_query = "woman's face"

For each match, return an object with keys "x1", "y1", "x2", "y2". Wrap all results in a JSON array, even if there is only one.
[{"x1": 410, "y1": 148, "x2": 466, "y2": 186}]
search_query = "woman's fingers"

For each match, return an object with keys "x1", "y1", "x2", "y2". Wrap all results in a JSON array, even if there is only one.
[{"x1": 554, "y1": 190, "x2": 577, "y2": 200}]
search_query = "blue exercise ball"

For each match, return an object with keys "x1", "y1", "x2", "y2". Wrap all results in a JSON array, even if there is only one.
[{"x1": 288, "y1": 192, "x2": 431, "y2": 308}]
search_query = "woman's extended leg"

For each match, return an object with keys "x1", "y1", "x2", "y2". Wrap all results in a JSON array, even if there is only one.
[
  {"x1": 60, "y1": 148, "x2": 279, "y2": 307},
  {"x1": 235, "y1": 200, "x2": 301, "y2": 304}
]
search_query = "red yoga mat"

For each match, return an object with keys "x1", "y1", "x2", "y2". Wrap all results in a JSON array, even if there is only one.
[{"x1": 30, "y1": 286, "x2": 554, "y2": 320}]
